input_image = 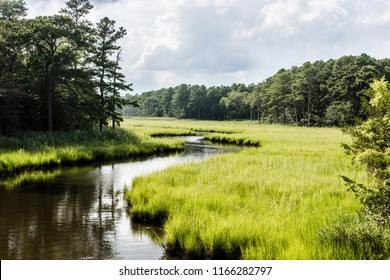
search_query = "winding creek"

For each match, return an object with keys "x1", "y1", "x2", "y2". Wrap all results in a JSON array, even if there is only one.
[{"x1": 0, "y1": 136, "x2": 237, "y2": 260}]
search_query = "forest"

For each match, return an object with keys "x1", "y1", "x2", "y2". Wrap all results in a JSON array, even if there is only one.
[
  {"x1": 2, "y1": 1, "x2": 390, "y2": 134},
  {"x1": 132, "y1": 54, "x2": 390, "y2": 126},
  {"x1": 0, "y1": 0, "x2": 135, "y2": 136}
]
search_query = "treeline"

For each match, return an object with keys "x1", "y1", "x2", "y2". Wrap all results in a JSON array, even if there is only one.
[
  {"x1": 0, "y1": 0, "x2": 135, "y2": 136},
  {"x1": 132, "y1": 54, "x2": 390, "y2": 126}
]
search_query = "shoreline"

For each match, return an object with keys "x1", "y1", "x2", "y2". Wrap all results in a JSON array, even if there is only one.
[{"x1": 0, "y1": 129, "x2": 186, "y2": 178}]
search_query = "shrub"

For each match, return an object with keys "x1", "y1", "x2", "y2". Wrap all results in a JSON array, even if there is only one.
[
  {"x1": 318, "y1": 214, "x2": 390, "y2": 259},
  {"x1": 342, "y1": 78, "x2": 390, "y2": 228}
]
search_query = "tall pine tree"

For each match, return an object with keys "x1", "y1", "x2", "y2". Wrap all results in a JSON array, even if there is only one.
[{"x1": 93, "y1": 17, "x2": 131, "y2": 131}]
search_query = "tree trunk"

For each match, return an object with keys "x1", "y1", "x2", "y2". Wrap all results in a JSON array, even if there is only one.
[
  {"x1": 46, "y1": 78, "x2": 54, "y2": 132},
  {"x1": 99, "y1": 80, "x2": 104, "y2": 132},
  {"x1": 307, "y1": 90, "x2": 312, "y2": 126},
  {"x1": 47, "y1": 93, "x2": 53, "y2": 132},
  {"x1": 294, "y1": 99, "x2": 298, "y2": 125}
]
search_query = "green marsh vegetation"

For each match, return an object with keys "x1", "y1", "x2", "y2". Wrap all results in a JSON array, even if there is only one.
[
  {"x1": 0, "y1": 128, "x2": 184, "y2": 177},
  {"x1": 125, "y1": 119, "x2": 384, "y2": 259}
]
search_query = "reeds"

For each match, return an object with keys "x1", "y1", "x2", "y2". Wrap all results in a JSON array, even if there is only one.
[
  {"x1": 125, "y1": 120, "x2": 373, "y2": 259},
  {"x1": 0, "y1": 127, "x2": 184, "y2": 177}
]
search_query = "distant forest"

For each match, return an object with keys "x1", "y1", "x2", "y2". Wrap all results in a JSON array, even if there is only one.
[
  {"x1": 129, "y1": 53, "x2": 390, "y2": 126},
  {"x1": 2, "y1": 2, "x2": 390, "y2": 135}
]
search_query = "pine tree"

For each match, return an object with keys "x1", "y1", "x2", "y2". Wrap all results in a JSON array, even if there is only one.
[
  {"x1": 93, "y1": 17, "x2": 131, "y2": 131},
  {"x1": 107, "y1": 48, "x2": 133, "y2": 129}
]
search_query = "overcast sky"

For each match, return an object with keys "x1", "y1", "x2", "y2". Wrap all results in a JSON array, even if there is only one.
[{"x1": 25, "y1": 0, "x2": 390, "y2": 94}]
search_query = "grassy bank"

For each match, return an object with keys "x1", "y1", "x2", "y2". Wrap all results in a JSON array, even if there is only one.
[
  {"x1": 122, "y1": 117, "x2": 239, "y2": 138},
  {"x1": 124, "y1": 119, "x2": 375, "y2": 259},
  {"x1": 0, "y1": 127, "x2": 184, "y2": 177}
]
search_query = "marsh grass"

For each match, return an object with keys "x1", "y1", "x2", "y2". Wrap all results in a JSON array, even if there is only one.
[
  {"x1": 122, "y1": 117, "x2": 240, "y2": 138},
  {"x1": 203, "y1": 133, "x2": 261, "y2": 146},
  {"x1": 0, "y1": 127, "x2": 185, "y2": 177},
  {"x1": 0, "y1": 128, "x2": 139, "y2": 150},
  {"x1": 0, "y1": 169, "x2": 62, "y2": 189},
  {"x1": 125, "y1": 119, "x2": 373, "y2": 259}
]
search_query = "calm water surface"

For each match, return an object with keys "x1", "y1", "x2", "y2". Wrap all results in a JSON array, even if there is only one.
[{"x1": 0, "y1": 137, "x2": 236, "y2": 260}]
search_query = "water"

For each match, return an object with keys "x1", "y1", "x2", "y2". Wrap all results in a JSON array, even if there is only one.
[{"x1": 0, "y1": 137, "x2": 236, "y2": 260}]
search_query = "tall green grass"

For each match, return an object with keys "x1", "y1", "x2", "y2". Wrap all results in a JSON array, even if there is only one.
[
  {"x1": 203, "y1": 133, "x2": 261, "y2": 146},
  {"x1": 0, "y1": 128, "x2": 139, "y2": 150},
  {"x1": 0, "y1": 127, "x2": 184, "y2": 177},
  {"x1": 122, "y1": 117, "x2": 240, "y2": 138},
  {"x1": 125, "y1": 120, "x2": 373, "y2": 259}
]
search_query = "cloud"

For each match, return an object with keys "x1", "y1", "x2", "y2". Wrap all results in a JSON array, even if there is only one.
[
  {"x1": 259, "y1": 0, "x2": 349, "y2": 38},
  {"x1": 260, "y1": 0, "x2": 303, "y2": 37},
  {"x1": 24, "y1": 0, "x2": 390, "y2": 93},
  {"x1": 300, "y1": 0, "x2": 348, "y2": 24},
  {"x1": 126, "y1": 0, "x2": 256, "y2": 89},
  {"x1": 354, "y1": 0, "x2": 390, "y2": 25},
  {"x1": 132, "y1": 11, "x2": 181, "y2": 71},
  {"x1": 25, "y1": 0, "x2": 63, "y2": 16}
]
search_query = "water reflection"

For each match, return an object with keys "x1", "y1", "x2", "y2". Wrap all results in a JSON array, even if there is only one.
[{"x1": 0, "y1": 137, "x2": 237, "y2": 259}]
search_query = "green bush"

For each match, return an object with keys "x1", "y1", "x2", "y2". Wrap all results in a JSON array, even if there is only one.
[
  {"x1": 342, "y1": 78, "x2": 390, "y2": 228},
  {"x1": 318, "y1": 214, "x2": 390, "y2": 259}
]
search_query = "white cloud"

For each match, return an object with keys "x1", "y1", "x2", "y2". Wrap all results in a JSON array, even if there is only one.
[
  {"x1": 260, "y1": 0, "x2": 303, "y2": 37},
  {"x1": 259, "y1": 0, "x2": 349, "y2": 37},
  {"x1": 26, "y1": 0, "x2": 63, "y2": 16},
  {"x1": 300, "y1": 0, "x2": 348, "y2": 24},
  {"x1": 132, "y1": 11, "x2": 181, "y2": 71},
  {"x1": 155, "y1": 12, "x2": 181, "y2": 50},
  {"x1": 354, "y1": 0, "x2": 390, "y2": 25}
]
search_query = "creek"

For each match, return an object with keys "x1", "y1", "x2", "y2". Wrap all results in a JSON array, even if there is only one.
[{"x1": 0, "y1": 136, "x2": 236, "y2": 260}]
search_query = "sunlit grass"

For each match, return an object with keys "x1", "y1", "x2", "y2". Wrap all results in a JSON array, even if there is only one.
[
  {"x1": 0, "y1": 117, "x2": 377, "y2": 258},
  {"x1": 125, "y1": 119, "x2": 371, "y2": 259}
]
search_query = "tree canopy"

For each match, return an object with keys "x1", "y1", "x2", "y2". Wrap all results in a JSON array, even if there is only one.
[
  {"x1": 0, "y1": 0, "x2": 27, "y2": 20},
  {"x1": 131, "y1": 54, "x2": 390, "y2": 126},
  {"x1": 0, "y1": 0, "x2": 133, "y2": 135}
]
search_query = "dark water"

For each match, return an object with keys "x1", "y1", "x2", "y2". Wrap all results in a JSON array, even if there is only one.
[{"x1": 0, "y1": 137, "x2": 236, "y2": 260}]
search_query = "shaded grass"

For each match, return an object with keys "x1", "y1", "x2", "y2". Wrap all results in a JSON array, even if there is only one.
[
  {"x1": 0, "y1": 128, "x2": 140, "y2": 150},
  {"x1": 125, "y1": 120, "x2": 372, "y2": 259},
  {"x1": 0, "y1": 169, "x2": 62, "y2": 189},
  {"x1": 0, "y1": 127, "x2": 184, "y2": 177}
]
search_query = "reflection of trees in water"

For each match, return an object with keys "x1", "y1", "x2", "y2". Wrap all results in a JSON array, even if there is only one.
[
  {"x1": 129, "y1": 219, "x2": 164, "y2": 244},
  {"x1": 0, "y1": 141, "x2": 232, "y2": 260},
  {"x1": 0, "y1": 166, "x2": 119, "y2": 259}
]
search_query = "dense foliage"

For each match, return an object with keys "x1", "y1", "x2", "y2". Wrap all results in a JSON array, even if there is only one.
[
  {"x1": 131, "y1": 54, "x2": 390, "y2": 126},
  {"x1": 315, "y1": 78, "x2": 390, "y2": 259},
  {"x1": 0, "y1": 0, "x2": 134, "y2": 135},
  {"x1": 342, "y1": 78, "x2": 390, "y2": 228}
]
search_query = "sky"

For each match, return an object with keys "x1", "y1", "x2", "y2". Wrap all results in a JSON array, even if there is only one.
[{"x1": 25, "y1": 0, "x2": 390, "y2": 94}]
